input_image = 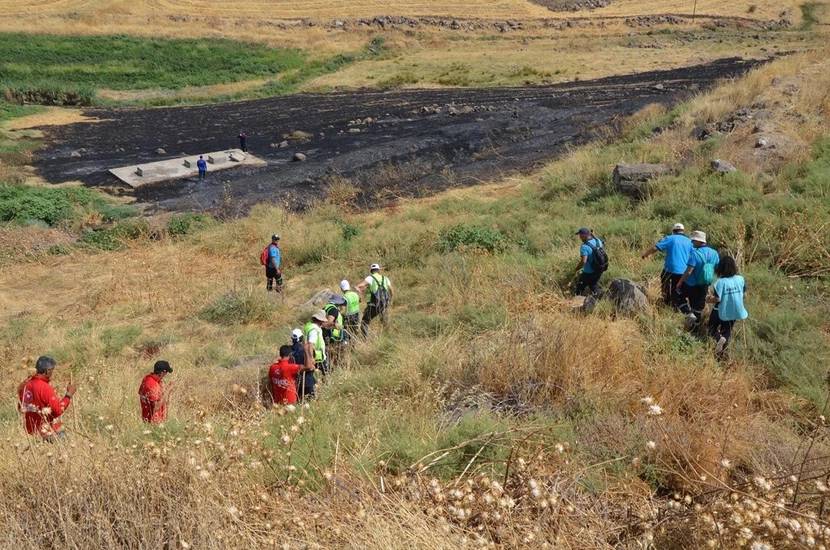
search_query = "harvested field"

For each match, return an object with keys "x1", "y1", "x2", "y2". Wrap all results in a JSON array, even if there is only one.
[{"x1": 34, "y1": 57, "x2": 757, "y2": 215}]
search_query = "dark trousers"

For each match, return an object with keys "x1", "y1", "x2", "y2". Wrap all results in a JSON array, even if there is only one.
[
  {"x1": 198, "y1": 169, "x2": 206, "y2": 181},
  {"x1": 344, "y1": 313, "x2": 360, "y2": 337},
  {"x1": 297, "y1": 370, "x2": 316, "y2": 400},
  {"x1": 574, "y1": 271, "x2": 602, "y2": 298},
  {"x1": 361, "y1": 303, "x2": 387, "y2": 336},
  {"x1": 708, "y1": 309, "x2": 735, "y2": 356},
  {"x1": 679, "y1": 283, "x2": 707, "y2": 317},
  {"x1": 661, "y1": 270, "x2": 685, "y2": 310},
  {"x1": 266, "y1": 266, "x2": 283, "y2": 291},
  {"x1": 239, "y1": 138, "x2": 247, "y2": 152}
]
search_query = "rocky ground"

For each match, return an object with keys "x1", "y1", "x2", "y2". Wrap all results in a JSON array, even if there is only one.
[{"x1": 33, "y1": 57, "x2": 758, "y2": 215}]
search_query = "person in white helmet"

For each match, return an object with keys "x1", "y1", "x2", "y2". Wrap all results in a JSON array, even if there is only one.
[
  {"x1": 290, "y1": 328, "x2": 314, "y2": 400},
  {"x1": 356, "y1": 263, "x2": 392, "y2": 337},
  {"x1": 340, "y1": 280, "x2": 361, "y2": 338}
]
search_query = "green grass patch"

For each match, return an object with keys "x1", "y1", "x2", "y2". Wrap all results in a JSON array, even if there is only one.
[
  {"x1": 0, "y1": 184, "x2": 135, "y2": 227},
  {"x1": 200, "y1": 289, "x2": 274, "y2": 325},
  {"x1": 0, "y1": 33, "x2": 313, "y2": 105}
]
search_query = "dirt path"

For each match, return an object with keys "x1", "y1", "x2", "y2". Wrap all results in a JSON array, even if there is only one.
[{"x1": 33, "y1": 57, "x2": 758, "y2": 215}]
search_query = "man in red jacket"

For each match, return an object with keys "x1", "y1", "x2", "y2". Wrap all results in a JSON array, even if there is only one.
[
  {"x1": 18, "y1": 356, "x2": 77, "y2": 441},
  {"x1": 139, "y1": 360, "x2": 173, "y2": 424},
  {"x1": 269, "y1": 345, "x2": 309, "y2": 405}
]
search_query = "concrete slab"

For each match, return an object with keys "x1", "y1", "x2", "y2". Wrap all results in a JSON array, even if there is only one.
[{"x1": 109, "y1": 149, "x2": 265, "y2": 187}]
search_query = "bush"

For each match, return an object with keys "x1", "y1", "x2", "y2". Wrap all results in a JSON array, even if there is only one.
[
  {"x1": 200, "y1": 289, "x2": 274, "y2": 325},
  {"x1": 0, "y1": 184, "x2": 134, "y2": 226},
  {"x1": 438, "y1": 224, "x2": 508, "y2": 253},
  {"x1": 79, "y1": 220, "x2": 149, "y2": 250},
  {"x1": 167, "y1": 213, "x2": 214, "y2": 237}
]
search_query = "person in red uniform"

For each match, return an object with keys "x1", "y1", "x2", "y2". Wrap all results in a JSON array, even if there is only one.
[
  {"x1": 269, "y1": 345, "x2": 309, "y2": 405},
  {"x1": 139, "y1": 360, "x2": 173, "y2": 423},
  {"x1": 17, "y1": 356, "x2": 77, "y2": 441}
]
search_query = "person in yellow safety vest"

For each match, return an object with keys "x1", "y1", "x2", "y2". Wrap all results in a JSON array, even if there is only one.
[
  {"x1": 340, "y1": 280, "x2": 361, "y2": 338},
  {"x1": 323, "y1": 295, "x2": 347, "y2": 343},
  {"x1": 356, "y1": 263, "x2": 393, "y2": 337},
  {"x1": 304, "y1": 310, "x2": 330, "y2": 375}
]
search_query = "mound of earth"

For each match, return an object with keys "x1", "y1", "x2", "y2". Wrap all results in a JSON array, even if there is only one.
[{"x1": 529, "y1": 0, "x2": 611, "y2": 12}]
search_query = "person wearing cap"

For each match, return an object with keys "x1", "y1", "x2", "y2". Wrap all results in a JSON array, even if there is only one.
[
  {"x1": 323, "y1": 295, "x2": 348, "y2": 344},
  {"x1": 357, "y1": 263, "x2": 393, "y2": 337},
  {"x1": 290, "y1": 328, "x2": 314, "y2": 400},
  {"x1": 340, "y1": 280, "x2": 361, "y2": 338},
  {"x1": 676, "y1": 230, "x2": 720, "y2": 330},
  {"x1": 574, "y1": 228, "x2": 605, "y2": 298},
  {"x1": 265, "y1": 234, "x2": 283, "y2": 292},
  {"x1": 304, "y1": 310, "x2": 330, "y2": 377},
  {"x1": 139, "y1": 360, "x2": 173, "y2": 424},
  {"x1": 17, "y1": 356, "x2": 77, "y2": 440},
  {"x1": 269, "y1": 345, "x2": 312, "y2": 405},
  {"x1": 641, "y1": 223, "x2": 692, "y2": 309}
]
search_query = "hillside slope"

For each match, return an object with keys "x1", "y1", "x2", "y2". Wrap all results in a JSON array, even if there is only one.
[{"x1": 0, "y1": 49, "x2": 829, "y2": 548}]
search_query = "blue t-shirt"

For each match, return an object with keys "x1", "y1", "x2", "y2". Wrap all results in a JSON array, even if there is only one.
[
  {"x1": 685, "y1": 246, "x2": 719, "y2": 286},
  {"x1": 714, "y1": 275, "x2": 748, "y2": 321},
  {"x1": 268, "y1": 244, "x2": 281, "y2": 268},
  {"x1": 655, "y1": 234, "x2": 692, "y2": 275},
  {"x1": 580, "y1": 237, "x2": 603, "y2": 274},
  {"x1": 196, "y1": 159, "x2": 207, "y2": 171}
]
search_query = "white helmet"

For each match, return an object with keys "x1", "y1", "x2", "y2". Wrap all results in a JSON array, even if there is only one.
[
  {"x1": 291, "y1": 328, "x2": 303, "y2": 342},
  {"x1": 340, "y1": 280, "x2": 350, "y2": 291}
]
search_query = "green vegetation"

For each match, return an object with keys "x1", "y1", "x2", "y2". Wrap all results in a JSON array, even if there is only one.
[
  {"x1": 0, "y1": 184, "x2": 134, "y2": 226},
  {"x1": 0, "y1": 34, "x2": 390, "y2": 106},
  {"x1": 167, "y1": 213, "x2": 215, "y2": 237},
  {"x1": 200, "y1": 289, "x2": 275, "y2": 325}
]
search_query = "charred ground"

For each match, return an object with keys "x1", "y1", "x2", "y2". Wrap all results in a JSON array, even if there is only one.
[{"x1": 34, "y1": 57, "x2": 757, "y2": 215}]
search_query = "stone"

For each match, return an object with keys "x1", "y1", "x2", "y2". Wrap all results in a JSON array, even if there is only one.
[
  {"x1": 690, "y1": 126, "x2": 711, "y2": 141},
  {"x1": 652, "y1": 83, "x2": 665, "y2": 90},
  {"x1": 581, "y1": 295, "x2": 598, "y2": 314},
  {"x1": 612, "y1": 163, "x2": 670, "y2": 199},
  {"x1": 183, "y1": 159, "x2": 192, "y2": 168},
  {"x1": 755, "y1": 137, "x2": 774, "y2": 149},
  {"x1": 155, "y1": 148, "x2": 167, "y2": 155},
  {"x1": 278, "y1": 140, "x2": 289, "y2": 149},
  {"x1": 69, "y1": 150, "x2": 82, "y2": 158},
  {"x1": 229, "y1": 152, "x2": 246, "y2": 162},
  {"x1": 348, "y1": 128, "x2": 361, "y2": 133},
  {"x1": 607, "y1": 279, "x2": 648, "y2": 316},
  {"x1": 293, "y1": 152, "x2": 307, "y2": 162},
  {"x1": 711, "y1": 159, "x2": 737, "y2": 173},
  {"x1": 135, "y1": 167, "x2": 143, "y2": 177}
]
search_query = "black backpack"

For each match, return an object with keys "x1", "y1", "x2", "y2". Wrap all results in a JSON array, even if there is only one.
[
  {"x1": 585, "y1": 238, "x2": 609, "y2": 273},
  {"x1": 371, "y1": 274, "x2": 391, "y2": 308}
]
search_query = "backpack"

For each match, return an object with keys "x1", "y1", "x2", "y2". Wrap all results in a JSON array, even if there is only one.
[
  {"x1": 585, "y1": 238, "x2": 609, "y2": 273},
  {"x1": 371, "y1": 274, "x2": 391, "y2": 308},
  {"x1": 697, "y1": 249, "x2": 716, "y2": 285},
  {"x1": 259, "y1": 245, "x2": 271, "y2": 266}
]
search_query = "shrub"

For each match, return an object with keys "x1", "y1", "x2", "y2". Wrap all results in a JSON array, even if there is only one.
[
  {"x1": 438, "y1": 224, "x2": 507, "y2": 253},
  {"x1": 167, "y1": 213, "x2": 214, "y2": 237},
  {"x1": 200, "y1": 289, "x2": 273, "y2": 325}
]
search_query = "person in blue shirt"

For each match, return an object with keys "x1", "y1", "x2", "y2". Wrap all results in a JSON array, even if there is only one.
[
  {"x1": 641, "y1": 222, "x2": 692, "y2": 310},
  {"x1": 574, "y1": 227, "x2": 605, "y2": 298},
  {"x1": 676, "y1": 230, "x2": 719, "y2": 331},
  {"x1": 707, "y1": 255, "x2": 748, "y2": 360},
  {"x1": 196, "y1": 155, "x2": 207, "y2": 181},
  {"x1": 266, "y1": 234, "x2": 282, "y2": 292}
]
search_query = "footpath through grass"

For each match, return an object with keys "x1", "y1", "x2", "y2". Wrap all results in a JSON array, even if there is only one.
[{"x1": 0, "y1": 33, "x2": 382, "y2": 106}]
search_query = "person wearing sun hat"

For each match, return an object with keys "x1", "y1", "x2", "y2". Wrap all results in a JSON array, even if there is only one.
[
  {"x1": 641, "y1": 222, "x2": 692, "y2": 309},
  {"x1": 676, "y1": 230, "x2": 720, "y2": 331},
  {"x1": 303, "y1": 310, "x2": 331, "y2": 379}
]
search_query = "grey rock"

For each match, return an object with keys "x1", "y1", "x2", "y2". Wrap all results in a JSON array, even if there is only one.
[
  {"x1": 691, "y1": 126, "x2": 711, "y2": 141},
  {"x1": 711, "y1": 159, "x2": 737, "y2": 173},
  {"x1": 652, "y1": 83, "x2": 665, "y2": 90},
  {"x1": 607, "y1": 279, "x2": 649, "y2": 316},
  {"x1": 755, "y1": 136, "x2": 774, "y2": 149},
  {"x1": 293, "y1": 152, "x2": 307, "y2": 162},
  {"x1": 278, "y1": 140, "x2": 289, "y2": 149},
  {"x1": 69, "y1": 150, "x2": 82, "y2": 158},
  {"x1": 581, "y1": 295, "x2": 598, "y2": 314},
  {"x1": 612, "y1": 163, "x2": 670, "y2": 199},
  {"x1": 155, "y1": 148, "x2": 167, "y2": 155}
]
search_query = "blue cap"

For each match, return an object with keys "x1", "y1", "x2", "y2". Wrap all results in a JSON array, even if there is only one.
[{"x1": 576, "y1": 227, "x2": 591, "y2": 235}]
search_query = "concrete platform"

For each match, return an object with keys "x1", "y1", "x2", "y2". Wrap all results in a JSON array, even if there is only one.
[{"x1": 109, "y1": 149, "x2": 266, "y2": 187}]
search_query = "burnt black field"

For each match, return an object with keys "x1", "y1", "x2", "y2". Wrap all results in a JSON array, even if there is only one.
[{"x1": 33, "y1": 57, "x2": 757, "y2": 215}]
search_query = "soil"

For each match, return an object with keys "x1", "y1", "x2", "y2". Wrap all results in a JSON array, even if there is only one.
[{"x1": 33, "y1": 57, "x2": 758, "y2": 215}]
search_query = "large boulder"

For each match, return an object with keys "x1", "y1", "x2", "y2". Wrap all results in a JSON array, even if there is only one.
[
  {"x1": 607, "y1": 279, "x2": 649, "y2": 315},
  {"x1": 711, "y1": 159, "x2": 737, "y2": 174},
  {"x1": 612, "y1": 163, "x2": 670, "y2": 199}
]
